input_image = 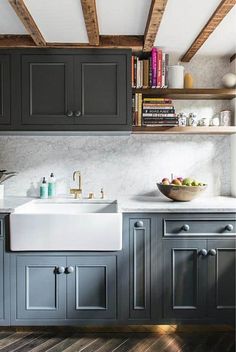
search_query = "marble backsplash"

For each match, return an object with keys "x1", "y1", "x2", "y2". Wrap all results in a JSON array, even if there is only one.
[{"x1": 0, "y1": 134, "x2": 231, "y2": 198}]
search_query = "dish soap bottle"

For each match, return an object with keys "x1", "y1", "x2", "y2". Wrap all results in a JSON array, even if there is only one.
[
  {"x1": 48, "y1": 173, "x2": 56, "y2": 198},
  {"x1": 40, "y1": 177, "x2": 48, "y2": 199}
]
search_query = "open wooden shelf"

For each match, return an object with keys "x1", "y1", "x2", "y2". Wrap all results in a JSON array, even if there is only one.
[
  {"x1": 132, "y1": 88, "x2": 236, "y2": 100},
  {"x1": 132, "y1": 126, "x2": 236, "y2": 135}
]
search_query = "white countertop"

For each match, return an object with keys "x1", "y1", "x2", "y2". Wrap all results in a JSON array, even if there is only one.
[{"x1": 0, "y1": 195, "x2": 235, "y2": 213}]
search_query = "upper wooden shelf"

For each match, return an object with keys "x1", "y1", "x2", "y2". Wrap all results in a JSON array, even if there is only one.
[{"x1": 132, "y1": 88, "x2": 236, "y2": 100}]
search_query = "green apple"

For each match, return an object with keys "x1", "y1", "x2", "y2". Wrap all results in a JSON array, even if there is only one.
[{"x1": 182, "y1": 177, "x2": 193, "y2": 186}]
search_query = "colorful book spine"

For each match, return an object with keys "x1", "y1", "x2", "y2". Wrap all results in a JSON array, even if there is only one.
[
  {"x1": 131, "y1": 56, "x2": 134, "y2": 88},
  {"x1": 151, "y1": 48, "x2": 157, "y2": 87},
  {"x1": 143, "y1": 60, "x2": 149, "y2": 88},
  {"x1": 157, "y1": 48, "x2": 162, "y2": 88},
  {"x1": 137, "y1": 93, "x2": 142, "y2": 127},
  {"x1": 162, "y1": 52, "x2": 166, "y2": 88},
  {"x1": 165, "y1": 53, "x2": 169, "y2": 87}
]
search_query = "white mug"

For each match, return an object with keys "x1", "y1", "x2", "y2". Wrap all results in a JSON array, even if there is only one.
[{"x1": 168, "y1": 65, "x2": 184, "y2": 88}]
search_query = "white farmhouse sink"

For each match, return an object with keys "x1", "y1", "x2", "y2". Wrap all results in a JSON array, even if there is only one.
[{"x1": 10, "y1": 199, "x2": 122, "y2": 251}]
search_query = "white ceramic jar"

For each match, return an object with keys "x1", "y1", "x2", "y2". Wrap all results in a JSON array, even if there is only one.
[{"x1": 168, "y1": 65, "x2": 184, "y2": 88}]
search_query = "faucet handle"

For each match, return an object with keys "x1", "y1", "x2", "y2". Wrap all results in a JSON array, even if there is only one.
[
  {"x1": 88, "y1": 192, "x2": 95, "y2": 199},
  {"x1": 100, "y1": 188, "x2": 105, "y2": 199}
]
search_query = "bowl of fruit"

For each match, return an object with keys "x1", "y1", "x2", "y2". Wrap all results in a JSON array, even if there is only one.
[{"x1": 157, "y1": 177, "x2": 207, "y2": 202}]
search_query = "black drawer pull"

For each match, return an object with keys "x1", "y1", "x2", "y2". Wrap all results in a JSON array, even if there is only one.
[
  {"x1": 135, "y1": 221, "x2": 144, "y2": 228},
  {"x1": 225, "y1": 224, "x2": 233, "y2": 232},
  {"x1": 182, "y1": 224, "x2": 190, "y2": 232}
]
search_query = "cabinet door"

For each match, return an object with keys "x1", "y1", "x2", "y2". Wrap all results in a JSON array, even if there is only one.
[
  {"x1": 207, "y1": 239, "x2": 236, "y2": 322},
  {"x1": 74, "y1": 54, "x2": 130, "y2": 127},
  {"x1": 0, "y1": 55, "x2": 10, "y2": 124},
  {"x1": 21, "y1": 55, "x2": 74, "y2": 125},
  {"x1": 128, "y1": 218, "x2": 151, "y2": 320},
  {"x1": 163, "y1": 239, "x2": 207, "y2": 320},
  {"x1": 14, "y1": 256, "x2": 66, "y2": 320},
  {"x1": 67, "y1": 256, "x2": 116, "y2": 320}
]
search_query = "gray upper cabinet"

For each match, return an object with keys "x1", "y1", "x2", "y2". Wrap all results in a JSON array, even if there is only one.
[
  {"x1": 66, "y1": 256, "x2": 117, "y2": 320},
  {"x1": 163, "y1": 239, "x2": 207, "y2": 321},
  {"x1": 207, "y1": 239, "x2": 236, "y2": 322},
  {"x1": 17, "y1": 49, "x2": 131, "y2": 131},
  {"x1": 21, "y1": 55, "x2": 74, "y2": 125},
  {"x1": 0, "y1": 55, "x2": 10, "y2": 125}
]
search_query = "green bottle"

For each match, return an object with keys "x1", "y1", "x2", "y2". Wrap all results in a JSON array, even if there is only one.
[
  {"x1": 48, "y1": 173, "x2": 56, "y2": 198},
  {"x1": 40, "y1": 177, "x2": 48, "y2": 199}
]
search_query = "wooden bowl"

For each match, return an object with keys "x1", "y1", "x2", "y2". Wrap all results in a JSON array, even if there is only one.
[{"x1": 156, "y1": 183, "x2": 207, "y2": 202}]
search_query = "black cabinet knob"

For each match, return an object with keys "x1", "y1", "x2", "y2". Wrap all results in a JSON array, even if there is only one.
[
  {"x1": 135, "y1": 221, "x2": 144, "y2": 228},
  {"x1": 66, "y1": 266, "x2": 74, "y2": 274},
  {"x1": 74, "y1": 111, "x2": 81, "y2": 117},
  {"x1": 199, "y1": 249, "x2": 208, "y2": 256},
  {"x1": 56, "y1": 266, "x2": 65, "y2": 274},
  {"x1": 182, "y1": 224, "x2": 190, "y2": 232},
  {"x1": 66, "y1": 111, "x2": 73, "y2": 117},
  {"x1": 208, "y1": 249, "x2": 217, "y2": 256},
  {"x1": 225, "y1": 224, "x2": 233, "y2": 232}
]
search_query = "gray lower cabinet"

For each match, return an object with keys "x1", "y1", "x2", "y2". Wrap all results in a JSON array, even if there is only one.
[
  {"x1": 11, "y1": 253, "x2": 117, "y2": 324},
  {"x1": 12, "y1": 255, "x2": 67, "y2": 322},
  {"x1": 66, "y1": 256, "x2": 116, "y2": 320},
  {"x1": 163, "y1": 238, "x2": 236, "y2": 323},
  {"x1": 207, "y1": 239, "x2": 236, "y2": 321},
  {"x1": 163, "y1": 239, "x2": 207, "y2": 321}
]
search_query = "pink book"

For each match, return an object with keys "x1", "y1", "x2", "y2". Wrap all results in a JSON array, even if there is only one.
[
  {"x1": 157, "y1": 48, "x2": 162, "y2": 88},
  {"x1": 151, "y1": 47, "x2": 157, "y2": 87}
]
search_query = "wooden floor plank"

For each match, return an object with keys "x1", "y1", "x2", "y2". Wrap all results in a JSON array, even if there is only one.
[
  {"x1": 29, "y1": 336, "x2": 63, "y2": 352},
  {"x1": 63, "y1": 336, "x2": 99, "y2": 352},
  {"x1": 96, "y1": 337, "x2": 128, "y2": 352},
  {"x1": 15, "y1": 334, "x2": 56, "y2": 352},
  {"x1": 80, "y1": 337, "x2": 110, "y2": 352},
  {"x1": 128, "y1": 335, "x2": 160, "y2": 352},
  {"x1": 0, "y1": 332, "x2": 32, "y2": 349},
  {"x1": 0, "y1": 333, "x2": 41, "y2": 352},
  {"x1": 145, "y1": 335, "x2": 176, "y2": 351}
]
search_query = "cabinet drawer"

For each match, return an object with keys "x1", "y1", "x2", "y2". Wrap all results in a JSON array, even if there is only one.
[{"x1": 164, "y1": 218, "x2": 236, "y2": 237}]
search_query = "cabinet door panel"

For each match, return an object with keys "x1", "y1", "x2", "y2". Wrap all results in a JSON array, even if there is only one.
[
  {"x1": 163, "y1": 240, "x2": 207, "y2": 320},
  {"x1": 208, "y1": 239, "x2": 236, "y2": 322},
  {"x1": 74, "y1": 55, "x2": 129, "y2": 125},
  {"x1": 129, "y1": 219, "x2": 151, "y2": 320},
  {"x1": 15, "y1": 256, "x2": 66, "y2": 320},
  {"x1": 0, "y1": 55, "x2": 10, "y2": 124},
  {"x1": 67, "y1": 256, "x2": 116, "y2": 319},
  {"x1": 21, "y1": 55, "x2": 74, "y2": 125}
]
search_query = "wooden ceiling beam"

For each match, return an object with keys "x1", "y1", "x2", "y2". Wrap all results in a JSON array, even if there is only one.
[
  {"x1": 230, "y1": 53, "x2": 236, "y2": 62},
  {"x1": 0, "y1": 34, "x2": 143, "y2": 50},
  {"x1": 143, "y1": 0, "x2": 168, "y2": 52},
  {"x1": 81, "y1": 0, "x2": 99, "y2": 45},
  {"x1": 8, "y1": 0, "x2": 46, "y2": 46},
  {"x1": 181, "y1": 0, "x2": 236, "y2": 62}
]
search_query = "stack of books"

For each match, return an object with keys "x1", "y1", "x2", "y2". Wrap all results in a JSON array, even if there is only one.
[
  {"x1": 133, "y1": 94, "x2": 178, "y2": 127},
  {"x1": 131, "y1": 48, "x2": 169, "y2": 88},
  {"x1": 142, "y1": 97, "x2": 178, "y2": 126}
]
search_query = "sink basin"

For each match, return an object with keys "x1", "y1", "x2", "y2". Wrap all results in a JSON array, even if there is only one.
[{"x1": 10, "y1": 199, "x2": 122, "y2": 251}]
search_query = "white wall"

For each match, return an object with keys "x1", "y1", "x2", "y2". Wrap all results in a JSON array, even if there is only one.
[{"x1": 0, "y1": 55, "x2": 233, "y2": 199}]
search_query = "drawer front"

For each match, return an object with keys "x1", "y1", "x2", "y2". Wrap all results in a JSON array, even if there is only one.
[{"x1": 164, "y1": 218, "x2": 236, "y2": 237}]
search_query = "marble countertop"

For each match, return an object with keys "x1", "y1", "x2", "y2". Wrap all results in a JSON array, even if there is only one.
[{"x1": 0, "y1": 195, "x2": 235, "y2": 213}]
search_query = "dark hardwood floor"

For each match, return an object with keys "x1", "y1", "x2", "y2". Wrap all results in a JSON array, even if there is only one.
[{"x1": 0, "y1": 331, "x2": 235, "y2": 352}]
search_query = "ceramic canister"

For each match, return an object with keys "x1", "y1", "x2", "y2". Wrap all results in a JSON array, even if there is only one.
[{"x1": 168, "y1": 65, "x2": 184, "y2": 88}]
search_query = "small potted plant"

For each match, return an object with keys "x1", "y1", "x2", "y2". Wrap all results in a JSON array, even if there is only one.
[{"x1": 0, "y1": 170, "x2": 17, "y2": 199}]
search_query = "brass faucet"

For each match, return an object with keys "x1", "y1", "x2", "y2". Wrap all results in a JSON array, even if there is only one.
[{"x1": 70, "y1": 171, "x2": 82, "y2": 199}]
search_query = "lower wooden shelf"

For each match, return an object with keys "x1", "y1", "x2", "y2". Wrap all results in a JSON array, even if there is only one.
[{"x1": 132, "y1": 126, "x2": 236, "y2": 134}]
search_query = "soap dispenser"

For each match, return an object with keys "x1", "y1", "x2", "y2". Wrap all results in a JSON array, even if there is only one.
[
  {"x1": 48, "y1": 173, "x2": 56, "y2": 198},
  {"x1": 40, "y1": 177, "x2": 48, "y2": 199}
]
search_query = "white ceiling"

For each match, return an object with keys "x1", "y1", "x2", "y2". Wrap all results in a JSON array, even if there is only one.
[{"x1": 0, "y1": 0, "x2": 235, "y2": 57}]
